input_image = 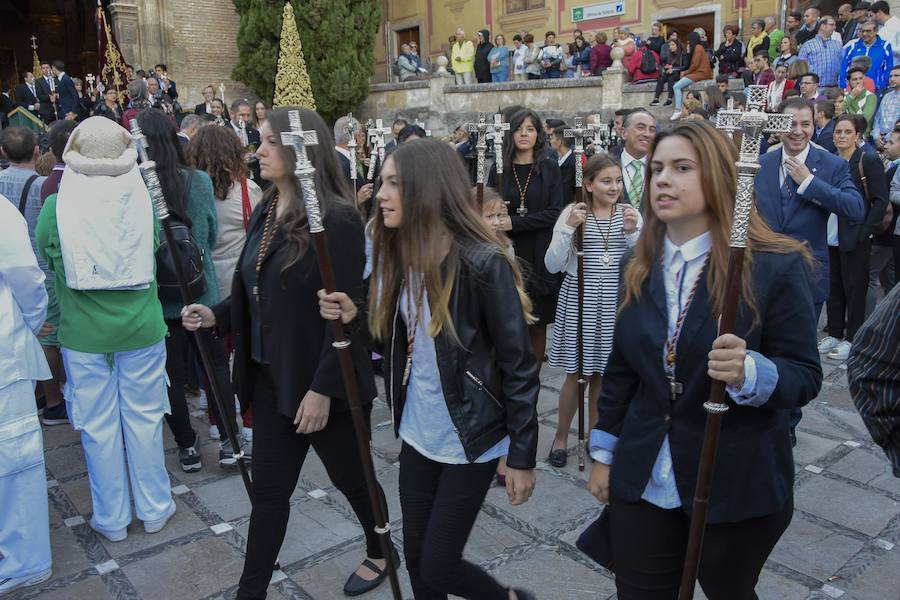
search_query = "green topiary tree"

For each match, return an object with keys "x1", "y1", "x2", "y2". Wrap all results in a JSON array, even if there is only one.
[{"x1": 232, "y1": 0, "x2": 381, "y2": 123}]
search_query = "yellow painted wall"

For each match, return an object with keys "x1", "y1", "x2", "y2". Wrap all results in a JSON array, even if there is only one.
[{"x1": 373, "y1": 0, "x2": 781, "y2": 81}]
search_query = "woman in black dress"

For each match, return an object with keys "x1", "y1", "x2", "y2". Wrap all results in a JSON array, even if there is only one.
[{"x1": 491, "y1": 108, "x2": 564, "y2": 364}]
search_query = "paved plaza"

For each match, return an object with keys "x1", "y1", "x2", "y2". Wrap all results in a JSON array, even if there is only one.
[{"x1": 9, "y1": 355, "x2": 900, "y2": 600}]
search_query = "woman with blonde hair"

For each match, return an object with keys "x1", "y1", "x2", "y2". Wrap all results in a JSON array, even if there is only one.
[
  {"x1": 320, "y1": 138, "x2": 539, "y2": 599},
  {"x1": 587, "y1": 120, "x2": 822, "y2": 598}
]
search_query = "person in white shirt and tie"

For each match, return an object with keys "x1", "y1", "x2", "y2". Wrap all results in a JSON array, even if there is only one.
[
  {"x1": 14, "y1": 72, "x2": 40, "y2": 114},
  {"x1": 619, "y1": 109, "x2": 658, "y2": 211},
  {"x1": 34, "y1": 62, "x2": 57, "y2": 124}
]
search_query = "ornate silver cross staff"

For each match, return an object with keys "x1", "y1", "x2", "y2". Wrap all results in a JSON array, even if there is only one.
[
  {"x1": 85, "y1": 73, "x2": 95, "y2": 96},
  {"x1": 343, "y1": 113, "x2": 359, "y2": 184},
  {"x1": 281, "y1": 111, "x2": 402, "y2": 600},
  {"x1": 563, "y1": 116, "x2": 596, "y2": 473},
  {"x1": 365, "y1": 118, "x2": 391, "y2": 182},
  {"x1": 487, "y1": 112, "x2": 510, "y2": 203},
  {"x1": 678, "y1": 85, "x2": 793, "y2": 600},
  {"x1": 466, "y1": 113, "x2": 490, "y2": 204}
]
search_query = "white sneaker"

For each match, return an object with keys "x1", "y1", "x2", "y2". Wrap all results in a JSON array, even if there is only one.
[
  {"x1": 827, "y1": 340, "x2": 852, "y2": 361},
  {"x1": 89, "y1": 518, "x2": 128, "y2": 542},
  {"x1": 144, "y1": 502, "x2": 176, "y2": 534},
  {"x1": 0, "y1": 567, "x2": 52, "y2": 594},
  {"x1": 209, "y1": 424, "x2": 220, "y2": 440},
  {"x1": 670, "y1": 111, "x2": 682, "y2": 121},
  {"x1": 817, "y1": 336, "x2": 841, "y2": 354},
  {"x1": 198, "y1": 389, "x2": 208, "y2": 410}
]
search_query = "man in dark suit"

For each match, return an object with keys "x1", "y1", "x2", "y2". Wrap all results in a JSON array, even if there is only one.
[
  {"x1": 754, "y1": 97, "x2": 865, "y2": 441},
  {"x1": 228, "y1": 99, "x2": 262, "y2": 185},
  {"x1": 13, "y1": 72, "x2": 40, "y2": 114},
  {"x1": 552, "y1": 125, "x2": 576, "y2": 204},
  {"x1": 813, "y1": 99, "x2": 837, "y2": 153},
  {"x1": 193, "y1": 84, "x2": 229, "y2": 121},
  {"x1": 154, "y1": 64, "x2": 178, "y2": 101},
  {"x1": 34, "y1": 62, "x2": 57, "y2": 124},
  {"x1": 0, "y1": 84, "x2": 13, "y2": 128},
  {"x1": 383, "y1": 117, "x2": 407, "y2": 156},
  {"x1": 50, "y1": 61, "x2": 78, "y2": 121},
  {"x1": 333, "y1": 115, "x2": 374, "y2": 211}
]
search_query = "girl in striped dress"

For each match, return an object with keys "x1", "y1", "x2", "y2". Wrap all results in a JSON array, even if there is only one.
[{"x1": 544, "y1": 153, "x2": 642, "y2": 467}]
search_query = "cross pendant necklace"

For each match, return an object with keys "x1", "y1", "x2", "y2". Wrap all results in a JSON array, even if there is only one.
[
  {"x1": 513, "y1": 164, "x2": 534, "y2": 216},
  {"x1": 589, "y1": 205, "x2": 615, "y2": 266}
]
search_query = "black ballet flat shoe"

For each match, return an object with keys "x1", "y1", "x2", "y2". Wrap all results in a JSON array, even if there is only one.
[
  {"x1": 510, "y1": 587, "x2": 537, "y2": 600},
  {"x1": 342, "y1": 550, "x2": 401, "y2": 597},
  {"x1": 548, "y1": 448, "x2": 567, "y2": 468}
]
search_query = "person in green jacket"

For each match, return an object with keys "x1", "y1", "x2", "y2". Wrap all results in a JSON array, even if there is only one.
[
  {"x1": 844, "y1": 67, "x2": 878, "y2": 135},
  {"x1": 765, "y1": 16, "x2": 785, "y2": 63},
  {"x1": 35, "y1": 116, "x2": 175, "y2": 544},
  {"x1": 451, "y1": 27, "x2": 476, "y2": 85}
]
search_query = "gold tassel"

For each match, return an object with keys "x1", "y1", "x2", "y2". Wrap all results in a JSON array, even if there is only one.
[{"x1": 273, "y1": 1, "x2": 316, "y2": 110}]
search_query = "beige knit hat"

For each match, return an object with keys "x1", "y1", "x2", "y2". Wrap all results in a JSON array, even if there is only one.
[{"x1": 63, "y1": 116, "x2": 138, "y2": 177}]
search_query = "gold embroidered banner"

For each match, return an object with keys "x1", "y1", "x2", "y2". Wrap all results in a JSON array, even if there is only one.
[{"x1": 95, "y1": 1, "x2": 129, "y2": 105}]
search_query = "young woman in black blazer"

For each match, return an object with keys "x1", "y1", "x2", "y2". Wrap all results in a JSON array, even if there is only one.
[
  {"x1": 181, "y1": 107, "x2": 393, "y2": 599},
  {"x1": 320, "y1": 139, "x2": 540, "y2": 599},
  {"x1": 490, "y1": 108, "x2": 564, "y2": 366},
  {"x1": 586, "y1": 120, "x2": 822, "y2": 599}
]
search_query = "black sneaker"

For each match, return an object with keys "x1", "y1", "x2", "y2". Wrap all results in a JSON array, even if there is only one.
[
  {"x1": 40, "y1": 402, "x2": 69, "y2": 426},
  {"x1": 649, "y1": 98, "x2": 660, "y2": 106},
  {"x1": 664, "y1": 99, "x2": 673, "y2": 106},
  {"x1": 219, "y1": 439, "x2": 238, "y2": 469},
  {"x1": 179, "y1": 446, "x2": 202, "y2": 472}
]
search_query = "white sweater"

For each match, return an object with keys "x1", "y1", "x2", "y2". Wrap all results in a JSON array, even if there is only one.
[{"x1": 544, "y1": 202, "x2": 642, "y2": 276}]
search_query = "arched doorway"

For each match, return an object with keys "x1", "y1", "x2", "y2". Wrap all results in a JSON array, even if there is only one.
[{"x1": 0, "y1": 0, "x2": 100, "y2": 93}]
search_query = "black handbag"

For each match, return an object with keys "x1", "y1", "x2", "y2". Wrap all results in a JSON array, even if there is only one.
[{"x1": 155, "y1": 170, "x2": 207, "y2": 301}]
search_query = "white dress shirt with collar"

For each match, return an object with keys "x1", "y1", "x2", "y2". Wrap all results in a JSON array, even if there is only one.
[
  {"x1": 557, "y1": 148, "x2": 572, "y2": 168},
  {"x1": 621, "y1": 148, "x2": 648, "y2": 195},
  {"x1": 780, "y1": 142, "x2": 815, "y2": 194}
]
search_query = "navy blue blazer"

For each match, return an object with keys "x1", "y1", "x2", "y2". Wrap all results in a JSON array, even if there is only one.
[
  {"x1": 596, "y1": 251, "x2": 822, "y2": 523},
  {"x1": 754, "y1": 145, "x2": 864, "y2": 303},
  {"x1": 55, "y1": 74, "x2": 79, "y2": 118}
]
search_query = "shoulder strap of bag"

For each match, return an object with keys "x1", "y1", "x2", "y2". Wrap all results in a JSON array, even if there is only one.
[
  {"x1": 18, "y1": 174, "x2": 40, "y2": 215},
  {"x1": 240, "y1": 178, "x2": 251, "y2": 231},
  {"x1": 857, "y1": 155, "x2": 870, "y2": 202}
]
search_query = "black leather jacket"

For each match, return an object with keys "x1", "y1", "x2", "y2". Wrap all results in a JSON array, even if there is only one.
[{"x1": 381, "y1": 242, "x2": 540, "y2": 469}]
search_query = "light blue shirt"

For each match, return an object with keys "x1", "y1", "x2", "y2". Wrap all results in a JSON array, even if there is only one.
[
  {"x1": 398, "y1": 274, "x2": 509, "y2": 464},
  {"x1": 0, "y1": 166, "x2": 49, "y2": 278},
  {"x1": 590, "y1": 231, "x2": 780, "y2": 509}
]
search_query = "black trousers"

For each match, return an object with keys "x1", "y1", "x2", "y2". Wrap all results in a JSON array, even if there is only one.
[
  {"x1": 825, "y1": 241, "x2": 871, "y2": 342},
  {"x1": 163, "y1": 319, "x2": 236, "y2": 448},
  {"x1": 237, "y1": 365, "x2": 387, "y2": 600},
  {"x1": 654, "y1": 72, "x2": 678, "y2": 99},
  {"x1": 609, "y1": 493, "x2": 793, "y2": 600},
  {"x1": 399, "y1": 443, "x2": 507, "y2": 600}
]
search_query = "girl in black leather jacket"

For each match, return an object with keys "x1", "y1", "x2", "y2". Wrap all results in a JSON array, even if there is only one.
[{"x1": 320, "y1": 138, "x2": 540, "y2": 600}]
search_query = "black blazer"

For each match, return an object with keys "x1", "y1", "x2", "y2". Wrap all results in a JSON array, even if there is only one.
[
  {"x1": 14, "y1": 83, "x2": 38, "y2": 110},
  {"x1": 595, "y1": 251, "x2": 822, "y2": 523},
  {"x1": 839, "y1": 149, "x2": 889, "y2": 252},
  {"x1": 813, "y1": 120, "x2": 836, "y2": 154},
  {"x1": 194, "y1": 102, "x2": 230, "y2": 121},
  {"x1": 56, "y1": 74, "x2": 79, "y2": 118},
  {"x1": 212, "y1": 197, "x2": 376, "y2": 420},
  {"x1": 559, "y1": 152, "x2": 576, "y2": 205},
  {"x1": 34, "y1": 76, "x2": 57, "y2": 122}
]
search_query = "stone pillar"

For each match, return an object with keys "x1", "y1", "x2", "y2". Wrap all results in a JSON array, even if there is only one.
[
  {"x1": 107, "y1": 1, "x2": 142, "y2": 67},
  {"x1": 602, "y1": 47, "x2": 626, "y2": 111},
  {"x1": 427, "y1": 74, "x2": 451, "y2": 136}
]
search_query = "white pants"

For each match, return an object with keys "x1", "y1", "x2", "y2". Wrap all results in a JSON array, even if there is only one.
[
  {"x1": 454, "y1": 71, "x2": 475, "y2": 85},
  {"x1": 62, "y1": 340, "x2": 173, "y2": 534},
  {"x1": 0, "y1": 379, "x2": 51, "y2": 579}
]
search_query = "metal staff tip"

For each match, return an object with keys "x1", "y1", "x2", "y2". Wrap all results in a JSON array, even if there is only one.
[{"x1": 129, "y1": 118, "x2": 170, "y2": 221}]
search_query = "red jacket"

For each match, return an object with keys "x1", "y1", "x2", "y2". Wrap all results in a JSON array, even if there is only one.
[
  {"x1": 625, "y1": 49, "x2": 660, "y2": 82},
  {"x1": 590, "y1": 43, "x2": 612, "y2": 75}
]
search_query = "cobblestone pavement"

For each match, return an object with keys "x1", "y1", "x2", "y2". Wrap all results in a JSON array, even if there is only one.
[{"x1": 9, "y1": 357, "x2": 900, "y2": 600}]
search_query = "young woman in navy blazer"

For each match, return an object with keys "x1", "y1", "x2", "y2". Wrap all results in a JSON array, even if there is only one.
[{"x1": 587, "y1": 120, "x2": 823, "y2": 599}]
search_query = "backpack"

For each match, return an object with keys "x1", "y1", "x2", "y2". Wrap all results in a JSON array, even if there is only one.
[
  {"x1": 155, "y1": 169, "x2": 207, "y2": 301},
  {"x1": 392, "y1": 58, "x2": 401, "y2": 76},
  {"x1": 639, "y1": 50, "x2": 658, "y2": 74}
]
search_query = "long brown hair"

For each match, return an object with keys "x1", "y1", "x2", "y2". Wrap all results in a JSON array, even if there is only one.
[
  {"x1": 189, "y1": 124, "x2": 249, "y2": 199},
  {"x1": 262, "y1": 107, "x2": 356, "y2": 277},
  {"x1": 369, "y1": 139, "x2": 533, "y2": 342},
  {"x1": 621, "y1": 120, "x2": 812, "y2": 323}
]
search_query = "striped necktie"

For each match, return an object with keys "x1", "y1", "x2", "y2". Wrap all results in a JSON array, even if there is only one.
[{"x1": 628, "y1": 160, "x2": 644, "y2": 209}]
